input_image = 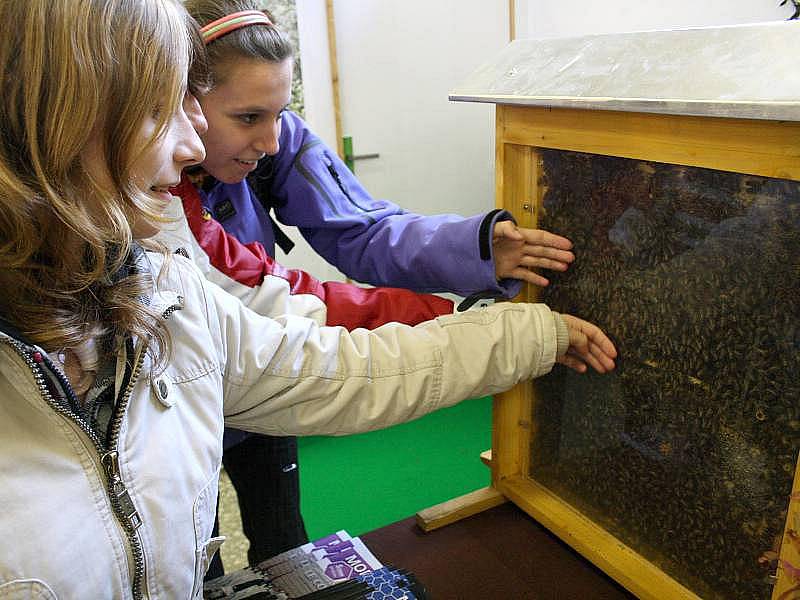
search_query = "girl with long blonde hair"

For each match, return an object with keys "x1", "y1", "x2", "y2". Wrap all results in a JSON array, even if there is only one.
[{"x1": 0, "y1": 1, "x2": 615, "y2": 596}]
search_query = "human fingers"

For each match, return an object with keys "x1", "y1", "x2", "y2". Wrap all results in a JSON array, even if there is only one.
[
  {"x1": 521, "y1": 244, "x2": 575, "y2": 265},
  {"x1": 556, "y1": 353, "x2": 588, "y2": 373},
  {"x1": 493, "y1": 220, "x2": 524, "y2": 242},
  {"x1": 516, "y1": 253, "x2": 573, "y2": 271},
  {"x1": 517, "y1": 228, "x2": 574, "y2": 250},
  {"x1": 558, "y1": 345, "x2": 615, "y2": 373},
  {"x1": 569, "y1": 343, "x2": 613, "y2": 373},
  {"x1": 559, "y1": 341, "x2": 614, "y2": 374},
  {"x1": 507, "y1": 266, "x2": 550, "y2": 287},
  {"x1": 562, "y1": 315, "x2": 618, "y2": 372},
  {"x1": 587, "y1": 340, "x2": 617, "y2": 372},
  {"x1": 583, "y1": 323, "x2": 618, "y2": 360},
  {"x1": 562, "y1": 314, "x2": 616, "y2": 355}
]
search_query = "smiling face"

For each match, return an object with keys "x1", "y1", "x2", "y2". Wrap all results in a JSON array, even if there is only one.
[
  {"x1": 82, "y1": 91, "x2": 206, "y2": 238},
  {"x1": 130, "y1": 93, "x2": 207, "y2": 237},
  {"x1": 197, "y1": 57, "x2": 293, "y2": 183}
]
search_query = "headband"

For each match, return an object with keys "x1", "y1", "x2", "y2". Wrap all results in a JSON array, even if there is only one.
[{"x1": 200, "y1": 10, "x2": 272, "y2": 45}]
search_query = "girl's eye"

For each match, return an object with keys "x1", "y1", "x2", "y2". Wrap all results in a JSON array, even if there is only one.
[{"x1": 239, "y1": 114, "x2": 258, "y2": 124}]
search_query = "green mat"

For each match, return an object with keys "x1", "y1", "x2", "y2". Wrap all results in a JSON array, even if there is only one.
[{"x1": 297, "y1": 396, "x2": 492, "y2": 539}]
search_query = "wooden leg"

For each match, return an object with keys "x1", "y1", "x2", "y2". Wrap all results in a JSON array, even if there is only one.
[{"x1": 415, "y1": 486, "x2": 507, "y2": 533}]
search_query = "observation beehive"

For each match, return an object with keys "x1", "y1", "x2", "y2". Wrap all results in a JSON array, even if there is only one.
[{"x1": 450, "y1": 21, "x2": 800, "y2": 600}]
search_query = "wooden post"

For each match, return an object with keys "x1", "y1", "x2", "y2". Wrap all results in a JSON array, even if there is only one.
[
  {"x1": 508, "y1": 0, "x2": 516, "y2": 42},
  {"x1": 325, "y1": 0, "x2": 344, "y2": 160}
]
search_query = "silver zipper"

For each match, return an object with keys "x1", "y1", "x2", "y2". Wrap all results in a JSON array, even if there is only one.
[
  {"x1": 98, "y1": 300, "x2": 182, "y2": 598},
  {"x1": 101, "y1": 338, "x2": 149, "y2": 599},
  {"x1": 3, "y1": 299, "x2": 182, "y2": 599}
]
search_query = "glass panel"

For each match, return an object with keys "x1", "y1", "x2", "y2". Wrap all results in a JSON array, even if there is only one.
[{"x1": 532, "y1": 149, "x2": 800, "y2": 600}]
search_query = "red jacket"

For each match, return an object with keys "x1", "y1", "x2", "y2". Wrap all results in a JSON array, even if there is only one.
[{"x1": 170, "y1": 176, "x2": 453, "y2": 331}]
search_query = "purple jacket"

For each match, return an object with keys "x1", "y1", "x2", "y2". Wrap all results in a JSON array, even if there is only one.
[{"x1": 201, "y1": 111, "x2": 522, "y2": 298}]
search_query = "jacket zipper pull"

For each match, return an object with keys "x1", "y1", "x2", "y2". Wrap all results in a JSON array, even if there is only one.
[
  {"x1": 325, "y1": 161, "x2": 352, "y2": 200},
  {"x1": 101, "y1": 450, "x2": 143, "y2": 531}
]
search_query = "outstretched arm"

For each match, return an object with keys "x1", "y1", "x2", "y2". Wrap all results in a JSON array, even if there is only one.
[
  {"x1": 259, "y1": 112, "x2": 573, "y2": 297},
  {"x1": 191, "y1": 264, "x2": 616, "y2": 437},
  {"x1": 167, "y1": 176, "x2": 453, "y2": 330}
]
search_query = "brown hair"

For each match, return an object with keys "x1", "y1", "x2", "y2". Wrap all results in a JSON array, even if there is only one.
[
  {"x1": 0, "y1": 0, "x2": 193, "y2": 364},
  {"x1": 184, "y1": 0, "x2": 293, "y2": 87}
]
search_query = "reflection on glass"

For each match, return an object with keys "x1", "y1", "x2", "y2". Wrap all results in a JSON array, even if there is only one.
[{"x1": 532, "y1": 149, "x2": 800, "y2": 600}]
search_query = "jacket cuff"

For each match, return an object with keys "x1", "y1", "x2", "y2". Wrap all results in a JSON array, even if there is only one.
[
  {"x1": 552, "y1": 312, "x2": 570, "y2": 358},
  {"x1": 478, "y1": 209, "x2": 517, "y2": 260},
  {"x1": 477, "y1": 209, "x2": 521, "y2": 298}
]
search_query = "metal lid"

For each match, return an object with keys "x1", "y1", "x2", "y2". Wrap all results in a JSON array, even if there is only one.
[{"x1": 449, "y1": 21, "x2": 800, "y2": 121}]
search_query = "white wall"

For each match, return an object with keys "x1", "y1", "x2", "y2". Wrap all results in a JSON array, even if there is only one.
[
  {"x1": 295, "y1": 0, "x2": 337, "y2": 149},
  {"x1": 332, "y1": 1, "x2": 507, "y2": 217},
  {"x1": 282, "y1": 0, "x2": 344, "y2": 280},
  {"x1": 285, "y1": 1, "x2": 509, "y2": 282},
  {"x1": 515, "y1": 0, "x2": 792, "y2": 39}
]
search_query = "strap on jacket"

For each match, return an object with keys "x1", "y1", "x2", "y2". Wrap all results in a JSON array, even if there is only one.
[
  {"x1": 269, "y1": 218, "x2": 295, "y2": 255},
  {"x1": 248, "y1": 160, "x2": 295, "y2": 255}
]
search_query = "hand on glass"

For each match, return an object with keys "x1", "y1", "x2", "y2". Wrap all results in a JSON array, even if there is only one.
[
  {"x1": 558, "y1": 314, "x2": 617, "y2": 374},
  {"x1": 493, "y1": 221, "x2": 575, "y2": 287}
]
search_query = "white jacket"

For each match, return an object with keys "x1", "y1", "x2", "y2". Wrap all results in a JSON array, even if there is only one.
[{"x1": 0, "y1": 250, "x2": 565, "y2": 599}]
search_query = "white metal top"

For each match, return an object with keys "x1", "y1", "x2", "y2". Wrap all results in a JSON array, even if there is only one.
[{"x1": 449, "y1": 21, "x2": 800, "y2": 121}]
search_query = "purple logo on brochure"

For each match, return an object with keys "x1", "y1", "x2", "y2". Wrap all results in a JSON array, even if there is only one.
[
  {"x1": 344, "y1": 553, "x2": 371, "y2": 575},
  {"x1": 313, "y1": 534, "x2": 343, "y2": 548},
  {"x1": 325, "y1": 562, "x2": 353, "y2": 579}
]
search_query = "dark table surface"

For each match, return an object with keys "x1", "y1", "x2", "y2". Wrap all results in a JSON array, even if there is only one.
[{"x1": 360, "y1": 501, "x2": 637, "y2": 600}]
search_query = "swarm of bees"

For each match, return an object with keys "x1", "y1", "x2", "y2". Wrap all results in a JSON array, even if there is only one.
[{"x1": 528, "y1": 149, "x2": 800, "y2": 600}]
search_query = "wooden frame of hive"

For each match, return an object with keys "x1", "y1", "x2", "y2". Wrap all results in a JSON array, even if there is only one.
[{"x1": 491, "y1": 103, "x2": 800, "y2": 599}]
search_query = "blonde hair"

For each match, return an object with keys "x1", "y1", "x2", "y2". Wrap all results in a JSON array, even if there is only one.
[{"x1": 0, "y1": 0, "x2": 194, "y2": 362}]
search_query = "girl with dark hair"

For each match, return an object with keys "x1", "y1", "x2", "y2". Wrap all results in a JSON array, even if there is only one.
[{"x1": 181, "y1": 0, "x2": 580, "y2": 575}]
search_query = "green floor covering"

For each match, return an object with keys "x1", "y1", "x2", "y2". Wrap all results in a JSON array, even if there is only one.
[
  {"x1": 298, "y1": 395, "x2": 492, "y2": 539},
  {"x1": 218, "y1": 395, "x2": 492, "y2": 570}
]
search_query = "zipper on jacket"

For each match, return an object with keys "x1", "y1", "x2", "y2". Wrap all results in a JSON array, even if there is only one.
[
  {"x1": 325, "y1": 161, "x2": 351, "y2": 200},
  {"x1": 102, "y1": 451, "x2": 143, "y2": 530},
  {"x1": 101, "y1": 445, "x2": 147, "y2": 599},
  {"x1": 98, "y1": 300, "x2": 182, "y2": 598},
  {"x1": 4, "y1": 337, "x2": 148, "y2": 598},
  {"x1": 2, "y1": 300, "x2": 181, "y2": 599},
  {"x1": 321, "y1": 156, "x2": 378, "y2": 216},
  {"x1": 93, "y1": 337, "x2": 149, "y2": 600},
  {"x1": 292, "y1": 141, "x2": 377, "y2": 220}
]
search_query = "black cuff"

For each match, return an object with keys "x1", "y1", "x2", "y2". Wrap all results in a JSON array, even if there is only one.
[{"x1": 478, "y1": 209, "x2": 516, "y2": 261}]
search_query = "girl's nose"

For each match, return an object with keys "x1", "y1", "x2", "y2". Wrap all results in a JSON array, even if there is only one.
[
  {"x1": 175, "y1": 109, "x2": 206, "y2": 167},
  {"x1": 183, "y1": 93, "x2": 208, "y2": 135},
  {"x1": 253, "y1": 120, "x2": 281, "y2": 156}
]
